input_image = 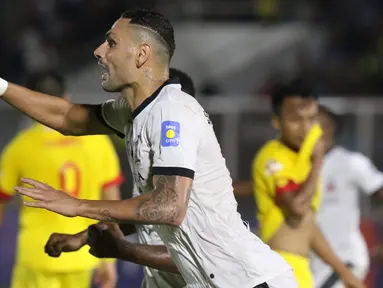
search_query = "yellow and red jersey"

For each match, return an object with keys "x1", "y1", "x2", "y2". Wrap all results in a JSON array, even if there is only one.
[
  {"x1": 0, "y1": 124, "x2": 123, "y2": 272},
  {"x1": 252, "y1": 125, "x2": 322, "y2": 243}
]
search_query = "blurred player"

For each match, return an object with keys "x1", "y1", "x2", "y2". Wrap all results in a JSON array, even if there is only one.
[
  {"x1": 0, "y1": 71, "x2": 123, "y2": 288},
  {"x1": 311, "y1": 106, "x2": 383, "y2": 287},
  {"x1": 44, "y1": 67, "x2": 194, "y2": 288},
  {"x1": 252, "y1": 80, "x2": 365, "y2": 288},
  {"x1": 0, "y1": 9, "x2": 297, "y2": 287}
]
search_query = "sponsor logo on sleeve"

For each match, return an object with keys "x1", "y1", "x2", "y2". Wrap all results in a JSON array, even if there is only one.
[{"x1": 161, "y1": 121, "x2": 180, "y2": 147}]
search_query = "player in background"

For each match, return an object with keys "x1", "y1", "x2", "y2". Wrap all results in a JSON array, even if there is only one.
[
  {"x1": 311, "y1": 105, "x2": 383, "y2": 287},
  {"x1": 0, "y1": 9, "x2": 298, "y2": 288},
  {"x1": 44, "y1": 68, "x2": 194, "y2": 288},
  {"x1": 0, "y1": 71, "x2": 123, "y2": 288},
  {"x1": 252, "y1": 80, "x2": 365, "y2": 288}
]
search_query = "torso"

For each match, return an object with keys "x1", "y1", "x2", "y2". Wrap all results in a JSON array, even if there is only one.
[{"x1": 104, "y1": 81, "x2": 291, "y2": 287}]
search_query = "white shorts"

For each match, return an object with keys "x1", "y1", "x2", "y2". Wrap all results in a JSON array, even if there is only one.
[{"x1": 313, "y1": 262, "x2": 369, "y2": 288}]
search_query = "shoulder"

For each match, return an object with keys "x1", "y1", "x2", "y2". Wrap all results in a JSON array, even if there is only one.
[
  {"x1": 348, "y1": 150, "x2": 373, "y2": 168},
  {"x1": 82, "y1": 135, "x2": 115, "y2": 151},
  {"x1": 152, "y1": 87, "x2": 205, "y2": 122},
  {"x1": 1, "y1": 128, "x2": 34, "y2": 158},
  {"x1": 253, "y1": 140, "x2": 289, "y2": 171}
]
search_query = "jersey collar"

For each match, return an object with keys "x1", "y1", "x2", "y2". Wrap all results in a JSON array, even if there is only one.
[{"x1": 132, "y1": 77, "x2": 181, "y2": 120}]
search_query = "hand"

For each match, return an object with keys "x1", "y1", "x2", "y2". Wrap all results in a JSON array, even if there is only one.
[
  {"x1": 15, "y1": 178, "x2": 80, "y2": 217},
  {"x1": 88, "y1": 222, "x2": 125, "y2": 259},
  {"x1": 94, "y1": 261, "x2": 118, "y2": 288},
  {"x1": 45, "y1": 231, "x2": 88, "y2": 257},
  {"x1": 311, "y1": 137, "x2": 325, "y2": 163},
  {"x1": 340, "y1": 270, "x2": 366, "y2": 288}
]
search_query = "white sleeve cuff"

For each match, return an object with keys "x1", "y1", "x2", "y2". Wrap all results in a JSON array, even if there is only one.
[{"x1": 0, "y1": 78, "x2": 8, "y2": 96}]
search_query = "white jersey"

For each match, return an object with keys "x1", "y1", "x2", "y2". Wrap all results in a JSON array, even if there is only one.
[
  {"x1": 101, "y1": 79, "x2": 292, "y2": 288},
  {"x1": 135, "y1": 224, "x2": 186, "y2": 288},
  {"x1": 311, "y1": 146, "x2": 383, "y2": 286}
]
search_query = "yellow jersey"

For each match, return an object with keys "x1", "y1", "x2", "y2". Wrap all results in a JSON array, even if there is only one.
[
  {"x1": 252, "y1": 126, "x2": 322, "y2": 244},
  {"x1": 0, "y1": 124, "x2": 123, "y2": 272}
]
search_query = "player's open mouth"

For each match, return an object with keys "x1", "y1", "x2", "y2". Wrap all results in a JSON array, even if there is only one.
[{"x1": 98, "y1": 62, "x2": 109, "y2": 81}]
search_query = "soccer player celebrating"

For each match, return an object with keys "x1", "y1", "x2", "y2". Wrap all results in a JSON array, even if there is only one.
[
  {"x1": 0, "y1": 71, "x2": 123, "y2": 288},
  {"x1": 252, "y1": 80, "x2": 365, "y2": 288},
  {"x1": 311, "y1": 106, "x2": 383, "y2": 287},
  {"x1": 0, "y1": 9, "x2": 296, "y2": 288},
  {"x1": 44, "y1": 68, "x2": 195, "y2": 288}
]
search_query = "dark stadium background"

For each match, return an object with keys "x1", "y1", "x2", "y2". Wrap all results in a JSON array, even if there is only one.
[{"x1": 2, "y1": 1, "x2": 383, "y2": 287}]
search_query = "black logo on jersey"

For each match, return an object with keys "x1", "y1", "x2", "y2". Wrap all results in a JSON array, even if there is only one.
[{"x1": 204, "y1": 111, "x2": 212, "y2": 125}]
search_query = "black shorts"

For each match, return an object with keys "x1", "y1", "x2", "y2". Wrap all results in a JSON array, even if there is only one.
[{"x1": 254, "y1": 283, "x2": 269, "y2": 288}]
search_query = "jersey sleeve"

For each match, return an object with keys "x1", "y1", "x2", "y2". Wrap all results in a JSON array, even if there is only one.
[
  {"x1": 100, "y1": 97, "x2": 130, "y2": 138},
  {"x1": 149, "y1": 104, "x2": 200, "y2": 179},
  {"x1": 0, "y1": 139, "x2": 21, "y2": 201},
  {"x1": 99, "y1": 136, "x2": 124, "y2": 191},
  {"x1": 350, "y1": 153, "x2": 383, "y2": 195}
]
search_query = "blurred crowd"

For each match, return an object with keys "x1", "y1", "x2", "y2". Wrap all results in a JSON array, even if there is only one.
[{"x1": 2, "y1": 0, "x2": 383, "y2": 94}]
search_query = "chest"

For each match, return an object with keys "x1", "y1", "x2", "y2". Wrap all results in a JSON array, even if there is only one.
[
  {"x1": 125, "y1": 122, "x2": 154, "y2": 195},
  {"x1": 321, "y1": 158, "x2": 359, "y2": 205}
]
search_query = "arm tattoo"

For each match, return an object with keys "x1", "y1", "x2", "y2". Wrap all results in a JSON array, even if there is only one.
[
  {"x1": 137, "y1": 175, "x2": 185, "y2": 225},
  {"x1": 100, "y1": 209, "x2": 114, "y2": 221}
]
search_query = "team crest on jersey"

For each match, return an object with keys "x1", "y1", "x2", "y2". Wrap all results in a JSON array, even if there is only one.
[
  {"x1": 265, "y1": 160, "x2": 284, "y2": 176},
  {"x1": 276, "y1": 177, "x2": 288, "y2": 187},
  {"x1": 161, "y1": 121, "x2": 180, "y2": 147}
]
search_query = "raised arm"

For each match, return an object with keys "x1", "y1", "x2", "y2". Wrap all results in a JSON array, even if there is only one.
[
  {"x1": 311, "y1": 224, "x2": 365, "y2": 288},
  {"x1": 0, "y1": 82, "x2": 115, "y2": 136},
  {"x1": 275, "y1": 139, "x2": 324, "y2": 223}
]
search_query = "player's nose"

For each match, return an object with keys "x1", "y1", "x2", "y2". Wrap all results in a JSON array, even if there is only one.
[{"x1": 94, "y1": 42, "x2": 106, "y2": 60}]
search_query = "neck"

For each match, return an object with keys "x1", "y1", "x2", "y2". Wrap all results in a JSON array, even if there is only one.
[
  {"x1": 121, "y1": 66, "x2": 169, "y2": 112},
  {"x1": 279, "y1": 137, "x2": 300, "y2": 153}
]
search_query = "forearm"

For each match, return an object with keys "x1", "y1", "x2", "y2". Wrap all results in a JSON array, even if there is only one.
[
  {"x1": 311, "y1": 224, "x2": 350, "y2": 277},
  {"x1": 2, "y1": 83, "x2": 73, "y2": 133},
  {"x1": 77, "y1": 175, "x2": 189, "y2": 226},
  {"x1": 295, "y1": 160, "x2": 322, "y2": 204},
  {"x1": 1, "y1": 83, "x2": 92, "y2": 136},
  {"x1": 77, "y1": 193, "x2": 183, "y2": 226},
  {"x1": 116, "y1": 239, "x2": 180, "y2": 274}
]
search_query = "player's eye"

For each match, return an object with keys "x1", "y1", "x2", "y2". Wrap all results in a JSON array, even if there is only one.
[{"x1": 107, "y1": 39, "x2": 117, "y2": 48}]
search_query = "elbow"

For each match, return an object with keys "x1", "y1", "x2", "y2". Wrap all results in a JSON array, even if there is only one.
[{"x1": 169, "y1": 206, "x2": 187, "y2": 227}]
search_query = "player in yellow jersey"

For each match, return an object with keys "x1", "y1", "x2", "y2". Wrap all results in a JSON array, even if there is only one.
[
  {"x1": 252, "y1": 80, "x2": 365, "y2": 288},
  {"x1": 0, "y1": 71, "x2": 123, "y2": 288}
]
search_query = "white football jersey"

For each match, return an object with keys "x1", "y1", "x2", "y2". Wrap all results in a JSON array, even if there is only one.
[
  {"x1": 101, "y1": 79, "x2": 291, "y2": 288},
  {"x1": 311, "y1": 146, "x2": 383, "y2": 286}
]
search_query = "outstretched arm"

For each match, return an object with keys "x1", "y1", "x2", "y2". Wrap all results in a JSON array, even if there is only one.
[
  {"x1": 18, "y1": 175, "x2": 192, "y2": 226},
  {"x1": 0, "y1": 81, "x2": 114, "y2": 136},
  {"x1": 311, "y1": 224, "x2": 365, "y2": 288}
]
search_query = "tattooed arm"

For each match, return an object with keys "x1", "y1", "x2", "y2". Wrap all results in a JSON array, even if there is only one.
[
  {"x1": 18, "y1": 175, "x2": 192, "y2": 226},
  {"x1": 79, "y1": 175, "x2": 192, "y2": 225}
]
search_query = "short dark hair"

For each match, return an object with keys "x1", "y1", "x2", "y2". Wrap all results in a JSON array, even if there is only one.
[
  {"x1": 170, "y1": 68, "x2": 195, "y2": 97},
  {"x1": 121, "y1": 9, "x2": 175, "y2": 60},
  {"x1": 319, "y1": 105, "x2": 342, "y2": 133},
  {"x1": 26, "y1": 70, "x2": 66, "y2": 97},
  {"x1": 271, "y1": 79, "x2": 317, "y2": 115}
]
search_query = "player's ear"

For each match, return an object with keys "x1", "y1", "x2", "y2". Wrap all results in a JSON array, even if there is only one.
[
  {"x1": 136, "y1": 43, "x2": 150, "y2": 68},
  {"x1": 271, "y1": 115, "x2": 280, "y2": 130}
]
